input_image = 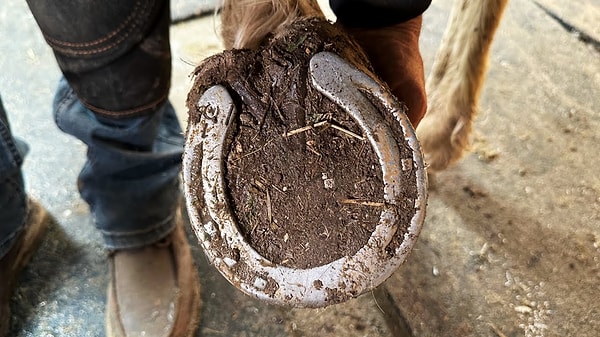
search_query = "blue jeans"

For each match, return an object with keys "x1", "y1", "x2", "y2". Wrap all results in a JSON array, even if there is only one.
[
  {"x1": 0, "y1": 78, "x2": 184, "y2": 257},
  {"x1": 53, "y1": 78, "x2": 184, "y2": 249},
  {"x1": 2, "y1": 0, "x2": 179, "y2": 258},
  {"x1": 0, "y1": 0, "x2": 183, "y2": 257},
  {"x1": 0, "y1": 97, "x2": 28, "y2": 258}
]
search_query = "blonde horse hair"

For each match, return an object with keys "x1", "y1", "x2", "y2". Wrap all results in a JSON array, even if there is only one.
[
  {"x1": 416, "y1": 0, "x2": 509, "y2": 171},
  {"x1": 220, "y1": 0, "x2": 324, "y2": 49}
]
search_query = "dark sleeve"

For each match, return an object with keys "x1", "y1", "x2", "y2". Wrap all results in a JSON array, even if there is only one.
[{"x1": 329, "y1": 0, "x2": 432, "y2": 28}]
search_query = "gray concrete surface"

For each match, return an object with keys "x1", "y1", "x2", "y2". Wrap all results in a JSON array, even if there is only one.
[
  {"x1": 380, "y1": 0, "x2": 600, "y2": 336},
  {"x1": 1, "y1": 0, "x2": 598, "y2": 336},
  {"x1": 171, "y1": 0, "x2": 218, "y2": 22}
]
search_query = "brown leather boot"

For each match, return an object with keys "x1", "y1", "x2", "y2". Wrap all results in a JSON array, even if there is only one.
[
  {"x1": 0, "y1": 200, "x2": 49, "y2": 337},
  {"x1": 342, "y1": 16, "x2": 427, "y2": 127},
  {"x1": 105, "y1": 211, "x2": 201, "y2": 337}
]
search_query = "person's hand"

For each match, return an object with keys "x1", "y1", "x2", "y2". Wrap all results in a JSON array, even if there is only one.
[{"x1": 343, "y1": 16, "x2": 427, "y2": 128}]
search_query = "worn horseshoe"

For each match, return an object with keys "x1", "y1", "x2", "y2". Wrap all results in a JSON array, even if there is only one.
[{"x1": 183, "y1": 51, "x2": 427, "y2": 308}]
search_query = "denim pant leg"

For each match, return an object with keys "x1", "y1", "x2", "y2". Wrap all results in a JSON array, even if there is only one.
[
  {"x1": 329, "y1": 0, "x2": 431, "y2": 27},
  {"x1": 53, "y1": 79, "x2": 184, "y2": 249},
  {"x1": 0, "y1": 96, "x2": 28, "y2": 258},
  {"x1": 25, "y1": 0, "x2": 172, "y2": 118},
  {"x1": 26, "y1": 0, "x2": 179, "y2": 249}
]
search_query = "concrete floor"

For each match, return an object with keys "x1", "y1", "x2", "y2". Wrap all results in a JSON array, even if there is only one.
[
  {"x1": 1, "y1": 0, "x2": 598, "y2": 336},
  {"x1": 385, "y1": 1, "x2": 600, "y2": 336}
]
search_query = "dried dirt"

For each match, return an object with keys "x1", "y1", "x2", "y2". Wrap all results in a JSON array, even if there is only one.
[{"x1": 186, "y1": 18, "x2": 418, "y2": 269}]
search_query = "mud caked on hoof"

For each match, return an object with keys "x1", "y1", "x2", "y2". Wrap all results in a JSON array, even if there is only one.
[{"x1": 183, "y1": 18, "x2": 427, "y2": 308}]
